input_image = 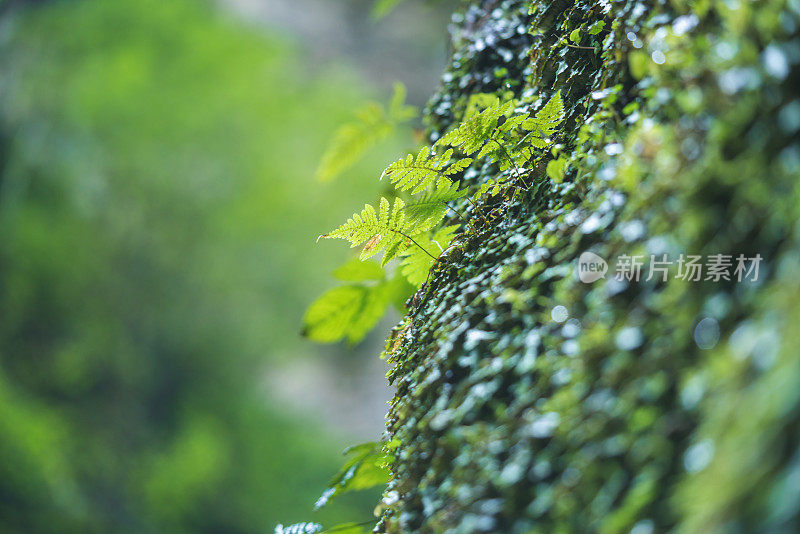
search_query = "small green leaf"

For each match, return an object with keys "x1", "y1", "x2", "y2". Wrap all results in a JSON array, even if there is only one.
[
  {"x1": 588, "y1": 20, "x2": 606, "y2": 35},
  {"x1": 315, "y1": 442, "x2": 391, "y2": 509},
  {"x1": 302, "y1": 284, "x2": 390, "y2": 344},
  {"x1": 569, "y1": 28, "x2": 582, "y2": 43},
  {"x1": 546, "y1": 157, "x2": 568, "y2": 183}
]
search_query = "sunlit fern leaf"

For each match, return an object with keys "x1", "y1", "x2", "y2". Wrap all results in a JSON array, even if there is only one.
[
  {"x1": 316, "y1": 103, "x2": 391, "y2": 182},
  {"x1": 316, "y1": 84, "x2": 416, "y2": 182},
  {"x1": 314, "y1": 442, "x2": 390, "y2": 510},
  {"x1": 400, "y1": 226, "x2": 458, "y2": 287},
  {"x1": 274, "y1": 522, "x2": 322, "y2": 534},
  {"x1": 319, "y1": 197, "x2": 414, "y2": 265},
  {"x1": 472, "y1": 177, "x2": 506, "y2": 201},
  {"x1": 521, "y1": 90, "x2": 565, "y2": 141},
  {"x1": 404, "y1": 181, "x2": 466, "y2": 233},
  {"x1": 437, "y1": 98, "x2": 515, "y2": 155},
  {"x1": 302, "y1": 285, "x2": 386, "y2": 344},
  {"x1": 381, "y1": 146, "x2": 458, "y2": 194},
  {"x1": 464, "y1": 92, "x2": 503, "y2": 119},
  {"x1": 445, "y1": 156, "x2": 473, "y2": 175},
  {"x1": 498, "y1": 113, "x2": 527, "y2": 133},
  {"x1": 387, "y1": 82, "x2": 417, "y2": 122}
]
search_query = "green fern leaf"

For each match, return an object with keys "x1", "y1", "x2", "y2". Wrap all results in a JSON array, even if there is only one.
[
  {"x1": 387, "y1": 82, "x2": 417, "y2": 122},
  {"x1": 381, "y1": 146, "x2": 462, "y2": 194},
  {"x1": 316, "y1": 84, "x2": 416, "y2": 182},
  {"x1": 438, "y1": 98, "x2": 515, "y2": 155},
  {"x1": 522, "y1": 90, "x2": 565, "y2": 141},
  {"x1": 316, "y1": 103, "x2": 392, "y2": 182},
  {"x1": 400, "y1": 226, "x2": 457, "y2": 286},
  {"x1": 319, "y1": 197, "x2": 414, "y2": 265},
  {"x1": 404, "y1": 181, "x2": 465, "y2": 232},
  {"x1": 302, "y1": 285, "x2": 387, "y2": 344},
  {"x1": 472, "y1": 177, "x2": 506, "y2": 201}
]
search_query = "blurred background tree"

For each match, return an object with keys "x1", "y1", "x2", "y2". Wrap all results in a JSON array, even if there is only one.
[{"x1": 0, "y1": 0, "x2": 451, "y2": 532}]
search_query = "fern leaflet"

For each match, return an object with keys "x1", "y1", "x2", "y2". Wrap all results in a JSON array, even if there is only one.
[
  {"x1": 437, "y1": 98, "x2": 515, "y2": 155},
  {"x1": 381, "y1": 145, "x2": 472, "y2": 194},
  {"x1": 319, "y1": 197, "x2": 424, "y2": 265},
  {"x1": 403, "y1": 181, "x2": 465, "y2": 232},
  {"x1": 316, "y1": 83, "x2": 416, "y2": 182},
  {"x1": 522, "y1": 90, "x2": 564, "y2": 141}
]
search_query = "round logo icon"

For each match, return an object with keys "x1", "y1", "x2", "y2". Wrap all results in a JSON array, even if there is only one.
[{"x1": 577, "y1": 251, "x2": 608, "y2": 283}]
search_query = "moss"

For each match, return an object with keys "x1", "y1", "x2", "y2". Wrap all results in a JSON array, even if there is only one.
[{"x1": 379, "y1": 0, "x2": 800, "y2": 532}]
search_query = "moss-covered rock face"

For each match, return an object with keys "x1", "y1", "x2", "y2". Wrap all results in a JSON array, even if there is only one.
[{"x1": 380, "y1": 1, "x2": 800, "y2": 532}]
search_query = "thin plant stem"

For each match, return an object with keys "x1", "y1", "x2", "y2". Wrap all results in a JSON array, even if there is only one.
[
  {"x1": 565, "y1": 43, "x2": 596, "y2": 51},
  {"x1": 394, "y1": 230, "x2": 437, "y2": 260},
  {"x1": 447, "y1": 205, "x2": 468, "y2": 221},
  {"x1": 464, "y1": 195, "x2": 490, "y2": 224},
  {"x1": 490, "y1": 137, "x2": 531, "y2": 189}
]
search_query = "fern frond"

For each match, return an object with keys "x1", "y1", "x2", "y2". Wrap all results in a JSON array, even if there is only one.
[
  {"x1": 317, "y1": 84, "x2": 416, "y2": 182},
  {"x1": 319, "y1": 197, "x2": 417, "y2": 265},
  {"x1": 404, "y1": 181, "x2": 465, "y2": 232},
  {"x1": 381, "y1": 146, "x2": 468, "y2": 194},
  {"x1": 438, "y1": 98, "x2": 516, "y2": 155},
  {"x1": 400, "y1": 226, "x2": 458, "y2": 286},
  {"x1": 472, "y1": 177, "x2": 506, "y2": 201},
  {"x1": 387, "y1": 82, "x2": 417, "y2": 122},
  {"x1": 522, "y1": 90, "x2": 565, "y2": 141}
]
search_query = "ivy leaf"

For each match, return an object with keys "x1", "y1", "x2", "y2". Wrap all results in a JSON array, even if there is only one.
[
  {"x1": 314, "y1": 442, "x2": 391, "y2": 510},
  {"x1": 546, "y1": 157, "x2": 568, "y2": 183},
  {"x1": 588, "y1": 20, "x2": 606, "y2": 35},
  {"x1": 569, "y1": 28, "x2": 581, "y2": 43}
]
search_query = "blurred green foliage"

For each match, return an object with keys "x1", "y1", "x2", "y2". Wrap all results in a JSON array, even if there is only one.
[{"x1": 0, "y1": 0, "x2": 406, "y2": 531}]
